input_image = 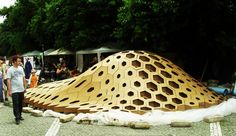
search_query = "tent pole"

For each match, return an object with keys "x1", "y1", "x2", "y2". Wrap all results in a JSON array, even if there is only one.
[
  {"x1": 200, "y1": 58, "x2": 208, "y2": 82},
  {"x1": 42, "y1": 44, "x2": 44, "y2": 68},
  {"x1": 97, "y1": 53, "x2": 101, "y2": 62}
]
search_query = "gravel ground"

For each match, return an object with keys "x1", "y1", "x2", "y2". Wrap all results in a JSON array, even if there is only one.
[
  {"x1": 1, "y1": 103, "x2": 236, "y2": 136},
  {"x1": 220, "y1": 114, "x2": 236, "y2": 136},
  {"x1": 58, "y1": 121, "x2": 209, "y2": 136},
  {"x1": 0, "y1": 104, "x2": 55, "y2": 136}
]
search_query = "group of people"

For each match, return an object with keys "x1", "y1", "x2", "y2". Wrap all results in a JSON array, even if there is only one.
[
  {"x1": 0, "y1": 56, "x2": 81, "y2": 125},
  {"x1": 1, "y1": 55, "x2": 80, "y2": 122},
  {"x1": 24, "y1": 57, "x2": 39, "y2": 88},
  {"x1": 0, "y1": 55, "x2": 39, "y2": 125},
  {"x1": 53, "y1": 58, "x2": 80, "y2": 81}
]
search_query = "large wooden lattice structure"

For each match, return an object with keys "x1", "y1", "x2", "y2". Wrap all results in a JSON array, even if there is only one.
[{"x1": 24, "y1": 51, "x2": 225, "y2": 114}]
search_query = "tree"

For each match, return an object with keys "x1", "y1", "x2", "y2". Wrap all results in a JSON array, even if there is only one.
[
  {"x1": 114, "y1": 0, "x2": 177, "y2": 50},
  {"x1": 0, "y1": 0, "x2": 235, "y2": 82},
  {"x1": 28, "y1": 0, "x2": 122, "y2": 50},
  {"x1": 0, "y1": 0, "x2": 123, "y2": 55},
  {"x1": 0, "y1": 0, "x2": 39, "y2": 55},
  {"x1": 169, "y1": 0, "x2": 236, "y2": 81},
  {"x1": 114, "y1": 0, "x2": 236, "y2": 82}
]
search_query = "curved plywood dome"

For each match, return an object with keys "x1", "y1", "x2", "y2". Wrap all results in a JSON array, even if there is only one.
[{"x1": 24, "y1": 50, "x2": 225, "y2": 114}]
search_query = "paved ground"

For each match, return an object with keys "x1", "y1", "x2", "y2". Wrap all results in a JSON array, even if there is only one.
[{"x1": 1, "y1": 103, "x2": 236, "y2": 136}]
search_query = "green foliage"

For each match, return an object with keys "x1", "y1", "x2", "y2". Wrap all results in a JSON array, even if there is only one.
[
  {"x1": 26, "y1": 0, "x2": 122, "y2": 50},
  {"x1": 114, "y1": 0, "x2": 177, "y2": 50},
  {"x1": 0, "y1": 0, "x2": 235, "y2": 59},
  {"x1": 0, "y1": 0, "x2": 39, "y2": 55}
]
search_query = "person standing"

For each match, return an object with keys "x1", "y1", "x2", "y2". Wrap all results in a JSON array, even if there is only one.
[
  {"x1": 0, "y1": 57, "x2": 9, "y2": 101},
  {"x1": 56, "y1": 61, "x2": 70, "y2": 80},
  {"x1": 24, "y1": 58, "x2": 32, "y2": 79},
  {"x1": 0, "y1": 59, "x2": 4, "y2": 103},
  {"x1": 7, "y1": 55, "x2": 27, "y2": 125}
]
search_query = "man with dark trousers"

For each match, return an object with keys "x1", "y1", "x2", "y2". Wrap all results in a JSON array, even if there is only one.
[{"x1": 7, "y1": 55, "x2": 26, "y2": 125}]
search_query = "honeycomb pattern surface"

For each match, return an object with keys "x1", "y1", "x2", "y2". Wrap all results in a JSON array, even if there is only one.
[{"x1": 24, "y1": 51, "x2": 225, "y2": 114}]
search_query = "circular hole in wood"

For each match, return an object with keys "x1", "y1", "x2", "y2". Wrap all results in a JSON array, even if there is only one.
[
  {"x1": 39, "y1": 95, "x2": 45, "y2": 98},
  {"x1": 111, "y1": 87, "x2": 115, "y2": 91},
  {"x1": 178, "y1": 79, "x2": 184, "y2": 83},
  {"x1": 89, "y1": 106, "x2": 96, "y2": 108},
  {"x1": 128, "y1": 91, "x2": 134, "y2": 96},
  {"x1": 128, "y1": 71, "x2": 133, "y2": 76},
  {"x1": 134, "y1": 81, "x2": 141, "y2": 87},
  {"x1": 91, "y1": 66, "x2": 97, "y2": 71},
  {"x1": 105, "y1": 79, "x2": 110, "y2": 84},
  {"x1": 70, "y1": 100, "x2": 80, "y2": 104},
  {"x1": 80, "y1": 103, "x2": 89, "y2": 106},
  {"x1": 60, "y1": 98, "x2": 69, "y2": 102},
  {"x1": 186, "y1": 88, "x2": 192, "y2": 92},
  {"x1": 97, "y1": 93, "x2": 102, "y2": 97},
  {"x1": 44, "y1": 95, "x2": 51, "y2": 99},
  {"x1": 98, "y1": 71, "x2": 103, "y2": 76},
  {"x1": 87, "y1": 87, "x2": 94, "y2": 92},
  {"x1": 51, "y1": 95, "x2": 59, "y2": 100},
  {"x1": 179, "y1": 92, "x2": 187, "y2": 98},
  {"x1": 190, "y1": 102, "x2": 195, "y2": 105},
  {"x1": 122, "y1": 61, "x2": 127, "y2": 66}
]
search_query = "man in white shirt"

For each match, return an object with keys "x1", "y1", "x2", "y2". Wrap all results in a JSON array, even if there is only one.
[{"x1": 7, "y1": 55, "x2": 27, "y2": 125}]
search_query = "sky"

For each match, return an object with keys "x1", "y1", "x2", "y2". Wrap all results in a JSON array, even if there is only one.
[{"x1": 0, "y1": 0, "x2": 16, "y2": 23}]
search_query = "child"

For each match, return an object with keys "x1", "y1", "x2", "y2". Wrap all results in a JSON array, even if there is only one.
[{"x1": 28, "y1": 69, "x2": 38, "y2": 88}]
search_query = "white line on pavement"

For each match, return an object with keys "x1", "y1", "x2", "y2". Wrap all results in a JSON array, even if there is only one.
[
  {"x1": 210, "y1": 122, "x2": 222, "y2": 136},
  {"x1": 45, "y1": 118, "x2": 61, "y2": 136}
]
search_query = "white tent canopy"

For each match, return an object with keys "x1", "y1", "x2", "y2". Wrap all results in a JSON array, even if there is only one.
[
  {"x1": 22, "y1": 50, "x2": 42, "y2": 57},
  {"x1": 46, "y1": 48, "x2": 74, "y2": 56},
  {"x1": 76, "y1": 47, "x2": 120, "y2": 54},
  {"x1": 22, "y1": 49, "x2": 55, "y2": 57},
  {"x1": 43, "y1": 49, "x2": 55, "y2": 56},
  {"x1": 76, "y1": 47, "x2": 121, "y2": 72}
]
